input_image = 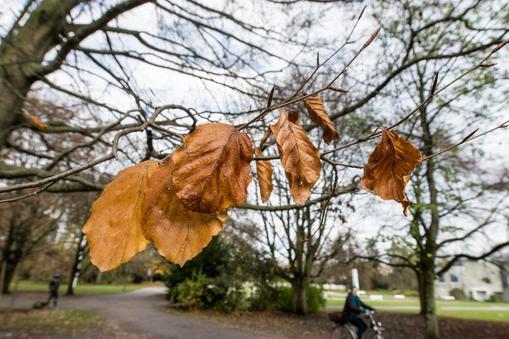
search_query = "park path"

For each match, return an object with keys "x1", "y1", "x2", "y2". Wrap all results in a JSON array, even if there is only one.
[{"x1": 0, "y1": 287, "x2": 273, "y2": 339}]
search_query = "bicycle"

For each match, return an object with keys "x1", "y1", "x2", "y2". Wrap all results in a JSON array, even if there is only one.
[{"x1": 329, "y1": 310, "x2": 384, "y2": 339}]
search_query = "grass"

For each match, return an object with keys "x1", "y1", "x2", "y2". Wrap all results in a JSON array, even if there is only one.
[
  {"x1": 326, "y1": 289, "x2": 419, "y2": 297},
  {"x1": 11, "y1": 281, "x2": 150, "y2": 295},
  {"x1": 325, "y1": 293, "x2": 509, "y2": 322},
  {"x1": 0, "y1": 309, "x2": 103, "y2": 328},
  {"x1": 439, "y1": 310, "x2": 509, "y2": 322}
]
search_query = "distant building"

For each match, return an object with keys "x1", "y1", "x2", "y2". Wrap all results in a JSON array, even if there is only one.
[
  {"x1": 435, "y1": 259, "x2": 506, "y2": 301},
  {"x1": 498, "y1": 258, "x2": 509, "y2": 302}
]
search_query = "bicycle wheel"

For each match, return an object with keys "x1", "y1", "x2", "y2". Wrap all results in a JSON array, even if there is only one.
[
  {"x1": 364, "y1": 329, "x2": 383, "y2": 339},
  {"x1": 330, "y1": 325, "x2": 355, "y2": 339}
]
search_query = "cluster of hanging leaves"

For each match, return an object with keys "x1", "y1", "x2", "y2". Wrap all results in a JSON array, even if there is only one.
[
  {"x1": 84, "y1": 123, "x2": 252, "y2": 271},
  {"x1": 84, "y1": 95, "x2": 422, "y2": 271}
]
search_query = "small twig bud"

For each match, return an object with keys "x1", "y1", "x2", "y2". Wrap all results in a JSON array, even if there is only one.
[
  {"x1": 357, "y1": 5, "x2": 367, "y2": 21},
  {"x1": 363, "y1": 27, "x2": 381, "y2": 49},
  {"x1": 480, "y1": 62, "x2": 496, "y2": 68},
  {"x1": 259, "y1": 128, "x2": 272, "y2": 148},
  {"x1": 461, "y1": 128, "x2": 479, "y2": 143},
  {"x1": 493, "y1": 41, "x2": 508, "y2": 53},
  {"x1": 266, "y1": 85, "x2": 275, "y2": 108},
  {"x1": 429, "y1": 72, "x2": 439, "y2": 97},
  {"x1": 328, "y1": 86, "x2": 349, "y2": 93}
]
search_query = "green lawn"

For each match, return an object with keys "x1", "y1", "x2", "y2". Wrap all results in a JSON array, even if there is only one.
[
  {"x1": 10, "y1": 281, "x2": 150, "y2": 295},
  {"x1": 439, "y1": 310, "x2": 509, "y2": 322},
  {"x1": 1, "y1": 309, "x2": 103, "y2": 328},
  {"x1": 326, "y1": 295, "x2": 509, "y2": 322},
  {"x1": 326, "y1": 289, "x2": 419, "y2": 297}
]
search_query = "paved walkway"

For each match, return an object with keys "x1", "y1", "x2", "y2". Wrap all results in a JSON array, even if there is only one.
[{"x1": 0, "y1": 287, "x2": 270, "y2": 339}]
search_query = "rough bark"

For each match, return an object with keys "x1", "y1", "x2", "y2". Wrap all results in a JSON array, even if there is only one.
[
  {"x1": 0, "y1": 0, "x2": 150, "y2": 146},
  {"x1": 66, "y1": 232, "x2": 85, "y2": 296},
  {"x1": 1, "y1": 261, "x2": 17, "y2": 294},
  {"x1": 417, "y1": 264, "x2": 439, "y2": 339},
  {"x1": 0, "y1": 0, "x2": 79, "y2": 145},
  {"x1": 291, "y1": 277, "x2": 308, "y2": 315},
  {"x1": 0, "y1": 220, "x2": 25, "y2": 294},
  {"x1": 414, "y1": 67, "x2": 441, "y2": 339}
]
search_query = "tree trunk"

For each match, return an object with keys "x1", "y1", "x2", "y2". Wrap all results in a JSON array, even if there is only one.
[
  {"x1": 0, "y1": 0, "x2": 80, "y2": 145},
  {"x1": 417, "y1": 264, "x2": 440, "y2": 339},
  {"x1": 417, "y1": 271, "x2": 426, "y2": 316},
  {"x1": 416, "y1": 74, "x2": 440, "y2": 339},
  {"x1": 291, "y1": 278, "x2": 308, "y2": 315},
  {"x1": 0, "y1": 78, "x2": 30, "y2": 145},
  {"x1": 66, "y1": 232, "x2": 85, "y2": 295},
  {"x1": 1, "y1": 221, "x2": 16, "y2": 294},
  {"x1": 1, "y1": 260, "x2": 18, "y2": 294}
]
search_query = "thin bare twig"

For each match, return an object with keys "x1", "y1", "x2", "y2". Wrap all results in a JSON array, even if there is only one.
[
  {"x1": 323, "y1": 41, "x2": 508, "y2": 156},
  {"x1": 0, "y1": 105, "x2": 183, "y2": 200},
  {"x1": 238, "y1": 25, "x2": 380, "y2": 131}
]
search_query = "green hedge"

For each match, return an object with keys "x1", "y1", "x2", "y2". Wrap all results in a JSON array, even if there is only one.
[{"x1": 249, "y1": 284, "x2": 325, "y2": 314}]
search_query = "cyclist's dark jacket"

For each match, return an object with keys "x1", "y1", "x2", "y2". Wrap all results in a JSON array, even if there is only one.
[
  {"x1": 49, "y1": 278, "x2": 60, "y2": 296},
  {"x1": 342, "y1": 292, "x2": 374, "y2": 320}
]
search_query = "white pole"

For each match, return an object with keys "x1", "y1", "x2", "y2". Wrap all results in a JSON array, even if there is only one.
[{"x1": 352, "y1": 268, "x2": 359, "y2": 290}]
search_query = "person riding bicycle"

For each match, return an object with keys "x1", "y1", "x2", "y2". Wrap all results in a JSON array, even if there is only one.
[{"x1": 343, "y1": 286, "x2": 375, "y2": 339}]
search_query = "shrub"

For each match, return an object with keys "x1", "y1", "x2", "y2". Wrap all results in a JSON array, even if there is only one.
[
  {"x1": 169, "y1": 272, "x2": 208, "y2": 309},
  {"x1": 248, "y1": 284, "x2": 282, "y2": 311},
  {"x1": 165, "y1": 236, "x2": 247, "y2": 312},
  {"x1": 489, "y1": 292, "x2": 503, "y2": 302},
  {"x1": 306, "y1": 285, "x2": 326, "y2": 313},
  {"x1": 131, "y1": 273, "x2": 144, "y2": 284},
  {"x1": 249, "y1": 284, "x2": 325, "y2": 314},
  {"x1": 449, "y1": 288, "x2": 466, "y2": 300},
  {"x1": 370, "y1": 274, "x2": 389, "y2": 290}
]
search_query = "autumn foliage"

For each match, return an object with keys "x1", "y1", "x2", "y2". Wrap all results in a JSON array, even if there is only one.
[
  {"x1": 83, "y1": 160, "x2": 157, "y2": 271},
  {"x1": 361, "y1": 129, "x2": 422, "y2": 215},
  {"x1": 270, "y1": 110, "x2": 322, "y2": 205},
  {"x1": 303, "y1": 95, "x2": 340, "y2": 143},
  {"x1": 171, "y1": 123, "x2": 253, "y2": 213},
  {"x1": 255, "y1": 148, "x2": 273, "y2": 203},
  {"x1": 142, "y1": 157, "x2": 227, "y2": 267},
  {"x1": 84, "y1": 95, "x2": 423, "y2": 271}
]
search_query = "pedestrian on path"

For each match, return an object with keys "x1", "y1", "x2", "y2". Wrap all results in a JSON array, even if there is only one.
[{"x1": 48, "y1": 273, "x2": 60, "y2": 307}]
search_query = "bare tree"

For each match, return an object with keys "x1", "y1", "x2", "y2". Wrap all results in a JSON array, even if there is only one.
[
  {"x1": 62, "y1": 193, "x2": 97, "y2": 295},
  {"x1": 0, "y1": 195, "x2": 61, "y2": 294},
  {"x1": 344, "y1": 2, "x2": 509, "y2": 338}
]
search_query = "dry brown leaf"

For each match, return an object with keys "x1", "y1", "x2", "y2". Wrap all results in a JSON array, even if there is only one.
[
  {"x1": 270, "y1": 109, "x2": 322, "y2": 205},
  {"x1": 361, "y1": 129, "x2": 422, "y2": 215},
  {"x1": 83, "y1": 160, "x2": 158, "y2": 271},
  {"x1": 303, "y1": 95, "x2": 340, "y2": 144},
  {"x1": 142, "y1": 157, "x2": 226, "y2": 267},
  {"x1": 287, "y1": 110, "x2": 300, "y2": 124},
  {"x1": 171, "y1": 123, "x2": 253, "y2": 213},
  {"x1": 26, "y1": 114, "x2": 48, "y2": 131},
  {"x1": 255, "y1": 148, "x2": 273, "y2": 203}
]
